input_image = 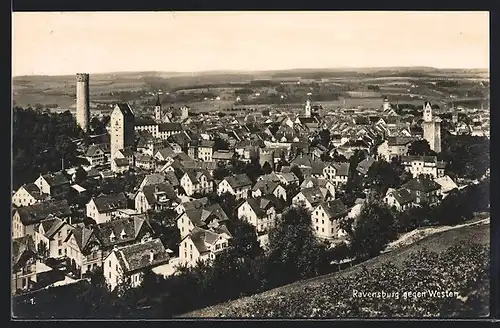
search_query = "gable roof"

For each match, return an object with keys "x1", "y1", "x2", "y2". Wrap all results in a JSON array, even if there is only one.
[
  {"x1": 434, "y1": 175, "x2": 458, "y2": 193},
  {"x1": 244, "y1": 194, "x2": 284, "y2": 218},
  {"x1": 298, "y1": 187, "x2": 328, "y2": 206},
  {"x1": 114, "y1": 238, "x2": 170, "y2": 274},
  {"x1": 65, "y1": 226, "x2": 95, "y2": 252},
  {"x1": 332, "y1": 162, "x2": 350, "y2": 176},
  {"x1": 187, "y1": 227, "x2": 232, "y2": 255},
  {"x1": 183, "y1": 203, "x2": 230, "y2": 228},
  {"x1": 320, "y1": 199, "x2": 348, "y2": 219},
  {"x1": 115, "y1": 103, "x2": 135, "y2": 118},
  {"x1": 41, "y1": 172, "x2": 70, "y2": 187},
  {"x1": 85, "y1": 144, "x2": 104, "y2": 157},
  {"x1": 252, "y1": 179, "x2": 281, "y2": 194},
  {"x1": 159, "y1": 123, "x2": 183, "y2": 132},
  {"x1": 213, "y1": 150, "x2": 234, "y2": 160},
  {"x1": 388, "y1": 188, "x2": 414, "y2": 205},
  {"x1": 224, "y1": 174, "x2": 252, "y2": 189},
  {"x1": 403, "y1": 177, "x2": 441, "y2": 193},
  {"x1": 16, "y1": 200, "x2": 71, "y2": 226},
  {"x1": 12, "y1": 235, "x2": 36, "y2": 268},
  {"x1": 92, "y1": 193, "x2": 128, "y2": 213},
  {"x1": 142, "y1": 183, "x2": 180, "y2": 205},
  {"x1": 139, "y1": 173, "x2": 166, "y2": 190},
  {"x1": 356, "y1": 156, "x2": 376, "y2": 175},
  {"x1": 19, "y1": 183, "x2": 45, "y2": 200},
  {"x1": 38, "y1": 217, "x2": 67, "y2": 239},
  {"x1": 180, "y1": 197, "x2": 210, "y2": 212},
  {"x1": 387, "y1": 137, "x2": 414, "y2": 146},
  {"x1": 95, "y1": 216, "x2": 153, "y2": 248},
  {"x1": 155, "y1": 147, "x2": 176, "y2": 160}
]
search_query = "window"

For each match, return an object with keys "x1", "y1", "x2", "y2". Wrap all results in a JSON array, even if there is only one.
[
  {"x1": 322, "y1": 228, "x2": 324, "y2": 232},
  {"x1": 322, "y1": 220, "x2": 324, "y2": 225},
  {"x1": 116, "y1": 265, "x2": 118, "y2": 271},
  {"x1": 58, "y1": 249, "x2": 62, "y2": 255},
  {"x1": 331, "y1": 228, "x2": 334, "y2": 233},
  {"x1": 315, "y1": 218, "x2": 318, "y2": 223},
  {"x1": 109, "y1": 261, "x2": 111, "y2": 267},
  {"x1": 316, "y1": 226, "x2": 319, "y2": 231},
  {"x1": 58, "y1": 240, "x2": 62, "y2": 246}
]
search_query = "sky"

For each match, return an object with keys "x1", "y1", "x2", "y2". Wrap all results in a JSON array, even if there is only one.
[{"x1": 12, "y1": 11, "x2": 490, "y2": 76}]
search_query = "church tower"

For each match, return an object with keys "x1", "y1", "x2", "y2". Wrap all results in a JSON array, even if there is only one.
[
  {"x1": 305, "y1": 99, "x2": 311, "y2": 118},
  {"x1": 382, "y1": 97, "x2": 391, "y2": 111},
  {"x1": 422, "y1": 101, "x2": 441, "y2": 153},
  {"x1": 154, "y1": 94, "x2": 162, "y2": 121}
]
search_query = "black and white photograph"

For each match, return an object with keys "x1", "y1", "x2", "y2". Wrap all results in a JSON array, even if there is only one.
[{"x1": 11, "y1": 11, "x2": 490, "y2": 319}]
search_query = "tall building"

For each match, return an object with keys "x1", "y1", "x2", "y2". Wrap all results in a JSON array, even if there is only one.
[
  {"x1": 180, "y1": 106, "x2": 189, "y2": 121},
  {"x1": 154, "y1": 95, "x2": 162, "y2": 121},
  {"x1": 110, "y1": 103, "x2": 136, "y2": 160},
  {"x1": 422, "y1": 101, "x2": 442, "y2": 153},
  {"x1": 76, "y1": 73, "x2": 90, "y2": 132},
  {"x1": 305, "y1": 99, "x2": 311, "y2": 118}
]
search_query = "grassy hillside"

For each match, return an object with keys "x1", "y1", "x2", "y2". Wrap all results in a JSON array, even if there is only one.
[{"x1": 181, "y1": 222, "x2": 490, "y2": 318}]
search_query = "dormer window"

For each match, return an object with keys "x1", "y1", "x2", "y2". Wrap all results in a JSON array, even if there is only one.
[
  {"x1": 120, "y1": 229, "x2": 127, "y2": 239},
  {"x1": 110, "y1": 232, "x2": 116, "y2": 242}
]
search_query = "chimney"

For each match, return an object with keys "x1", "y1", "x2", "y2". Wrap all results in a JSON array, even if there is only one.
[{"x1": 149, "y1": 250, "x2": 155, "y2": 263}]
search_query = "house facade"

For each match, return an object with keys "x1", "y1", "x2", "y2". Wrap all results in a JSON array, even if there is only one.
[
  {"x1": 401, "y1": 155, "x2": 446, "y2": 179},
  {"x1": 311, "y1": 199, "x2": 349, "y2": 241},
  {"x1": 103, "y1": 238, "x2": 170, "y2": 291},
  {"x1": 179, "y1": 227, "x2": 231, "y2": 267},
  {"x1": 180, "y1": 169, "x2": 213, "y2": 196},
  {"x1": 86, "y1": 193, "x2": 128, "y2": 224},
  {"x1": 217, "y1": 174, "x2": 252, "y2": 200}
]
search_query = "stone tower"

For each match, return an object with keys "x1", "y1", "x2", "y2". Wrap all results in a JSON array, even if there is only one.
[
  {"x1": 154, "y1": 94, "x2": 162, "y2": 121},
  {"x1": 110, "y1": 103, "x2": 136, "y2": 161},
  {"x1": 76, "y1": 73, "x2": 90, "y2": 132},
  {"x1": 305, "y1": 99, "x2": 311, "y2": 118},
  {"x1": 422, "y1": 101, "x2": 441, "y2": 153}
]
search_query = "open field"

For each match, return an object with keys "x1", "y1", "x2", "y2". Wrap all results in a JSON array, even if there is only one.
[
  {"x1": 13, "y1": 68, "x2": 489, "y2": 110},
  {"x1": 181, "y1": 222, "x2": 489, "y2": 318}
]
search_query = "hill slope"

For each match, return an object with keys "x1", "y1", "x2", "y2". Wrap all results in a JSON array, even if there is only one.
[{"x1": 181, "y1": 222, "x2": 490, "y2": 318}]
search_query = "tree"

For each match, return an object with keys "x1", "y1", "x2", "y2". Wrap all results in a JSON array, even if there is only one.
[
  {"x1": 318, "y1": 129, "x2": 331, "y2": 148},
  {"x1": 264, "y1": 207, "x2": 328, "y2": 288},
  {"x1": 226, "y1": 218, "x2": 263, "y2": 259},
  {"x1": 213, "y1": 137, "x2": 229, "y2": 151},
  {"x1": 290, "y1": 165, "x2": 305, "y2": 185},
  {"x1": 74, "y1": 166, "x2": 88, "y2": 184},
  {"x1": 408, "y1": 140, "x2": 434, "y2": 156},
  {"x1": 347, "y1": 201, "x2": 397, "y2": 260},
  {"x1": 262, "y1": 161, "x2": 273, "y2": 175},
  {"x1": 213, "y1": 166, "x2": 232, "y2": 180},
  {"x1": 365, "y1": 160, "x2": 397, "y2": 196},
  {"x1": 206, "y1": 192, "x2": 237, "y2": 220},
  {"x1": 245, "y1": 158, "x2": 264, "y2": 183}
]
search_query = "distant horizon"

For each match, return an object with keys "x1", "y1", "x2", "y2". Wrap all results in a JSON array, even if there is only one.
[
  {"x1": 12, "y1": 65, "x2": 490, "y2": 78},
  {"x1": 13, "y1": 12, "x2": 489, "y2": 77}
]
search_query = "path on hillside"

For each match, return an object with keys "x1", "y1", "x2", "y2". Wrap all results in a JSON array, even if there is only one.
[{"x1": 384, "y1": 216, "x2": 489, "y2": 253}]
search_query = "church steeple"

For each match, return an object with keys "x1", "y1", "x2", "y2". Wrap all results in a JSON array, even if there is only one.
[{"x1": 155, "y1": 94, "x2": 161, "y2": 107}]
